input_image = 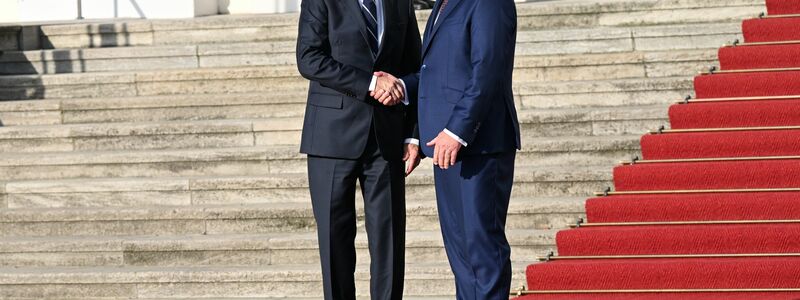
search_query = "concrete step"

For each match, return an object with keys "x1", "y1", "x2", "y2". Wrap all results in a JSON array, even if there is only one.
[
  {"x1": 0, "y1": 65, "x2": 303, "y2": 100},
  {"x1": 0, "y1": 95, "x2": 669, "y2": 142},
  {"x1": 0, "y1": 262, "x2": 535, "y2": 298},
  {"x1": 516, "y1": 0, "x2": 762, "y2": 29},
  {"x1": 0, "y1": 229, "x2": 557, "y2": 268},
  {"x1": 36, "y1": 15, "x2": 298, "y2": 49},
  {"x1": 0, "y1": 65, "x2": 694, "y2": 106},
  {"x1": 0, "y1": 118, "x2": 300, "y2": 152},
  {"x1": 0, "y1": 40, "x2": 717, "y2": 81},
  {"x1": 0, "y1": 91, "x2": 671, "y2": 128},
  {"x1": 0, "y1": 42, "x2": 296, "y2": 75},
  {"x1": 0, "y1": 142, "x2": 618, "y2": 182},
  {"x1": 519, "y1": 104, "x2": 669, "y2": 137},
  {"x1": 0, "y1": 197, "x2": 584, "y2": 236},
  {"x1": 514, "y1": 49, "x2": 717, "y2": 82},
  {"x1": 517, "y1": 76, "x2": 693, "y2": 109},
  {"x1": 0, "y1": 115, "x2": 645, "y2": 155},
  {"x1": 515, "y1": 22, "x2": 740, "y2": 57},
  {"x1": 0, "y1": 160, "x2": 610, "y2": 204},
  {"x1": 0, "y1": 198, "x2": 585, "y2": 237},
  {"x1": 0, "y1": 92, "x2": 308, "y2": 126},
  {"x1": 23, "y1": 0, "x2": 759, "y2": 50},
  {"x1": 523, "y1": 135, "x2": 641, "y2": 167},
  {"x1": 0, "y1": 24, "x2": 734, "y2": 100}
]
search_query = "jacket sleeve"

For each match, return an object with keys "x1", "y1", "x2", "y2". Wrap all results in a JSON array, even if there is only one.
[
  {"x1": 444, "y1": 0, "x2": 516, "y2": 145},
  {"x1": 402, "y1": 1, "x2": 423, "y2": 141},
  {"x1": 296, "y1": 0, "x2": 374, "y2": 100}
]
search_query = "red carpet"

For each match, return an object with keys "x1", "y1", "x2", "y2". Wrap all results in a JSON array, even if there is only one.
[
  {"x1": 557, "y1": 224, "x2": 800, "y2": 256},
  {"x1": 719, "y1": 44, "x2": 800, "y2": 70},
  {"x1": 614, "y1": 159, "x2": 800, "y2": 191},
  {"x1": 640, "y1": 129, "x2": 800, "y2": 159},
  {"x1": 521, "y1": 0, "x2": 800, "y2": 297},
  {"x1": 585, "y1": 192, "x2": 800, "y2": 223},
  {"x1": 767, "y1": 0, "x2": 800, "y2": 15},
  {"x1": 694, "y1": 70, "x2": 800, "y2": 98},
  {"x1": 518, "y1": 293, "x2": 800, "y2": 300},
  {"x1": 527, "y1": 257, "x2": 800, "y2": 290},
  {"x1": 743, "y1": 17, "x2": 800, "y2": 43},
  {"x1": 669, "y1": 99, "x2": 800, "y2": 129}
]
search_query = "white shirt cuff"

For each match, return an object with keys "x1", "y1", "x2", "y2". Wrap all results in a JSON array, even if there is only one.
[
  {"x1": 369, "y1": 75, "x2": 378, "y2": 91},
  {"x1": 399, "y1": 79, "x2": 409, "y2": 105},
  {"x1": 404, "y1": 138, "x2": 419, "y2": 145},
  {"x1": 443, "y1": 129, "x2": 468, "y2": 146}
]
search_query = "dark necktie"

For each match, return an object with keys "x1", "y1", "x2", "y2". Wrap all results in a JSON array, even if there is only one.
[{"x1": 360, "y1": 0, "x2": 379, "y2": 54}]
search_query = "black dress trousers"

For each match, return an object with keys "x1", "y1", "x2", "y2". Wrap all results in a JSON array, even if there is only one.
[{"x1": 307, "y1": 130, "x2": 406, "y2": 300}]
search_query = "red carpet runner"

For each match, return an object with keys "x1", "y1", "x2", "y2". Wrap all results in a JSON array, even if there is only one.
[{"x1": 519, "y1": 1, "x2": 800, "y2": 298}]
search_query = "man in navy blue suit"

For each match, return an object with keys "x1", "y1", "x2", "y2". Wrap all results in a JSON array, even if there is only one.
[{"x1": 376, "y1": 0, "x2": 520, "y2": 298}]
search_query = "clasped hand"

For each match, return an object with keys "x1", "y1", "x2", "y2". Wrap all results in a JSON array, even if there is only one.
[{"x1": 370, "y1": 71, "x2": 405, "y2": 106}]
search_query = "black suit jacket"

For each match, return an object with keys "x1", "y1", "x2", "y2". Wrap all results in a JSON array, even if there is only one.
[{"x1": 296, "y1": 0, "x2": 422, "y2": 161}]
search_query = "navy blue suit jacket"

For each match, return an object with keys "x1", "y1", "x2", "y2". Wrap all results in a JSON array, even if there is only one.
[{"x1": 403, "y1": 0, "x2": 520, "y2": 158}]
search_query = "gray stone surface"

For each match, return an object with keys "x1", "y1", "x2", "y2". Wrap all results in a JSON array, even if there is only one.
[
  {"x1": 0, "y1": 26, "x2": 20, "y2": 51},
  {"x1": 0, "y1": 0, "x2": 765, "y2": 297},
  {"x1": 0, "y1": 229, "x2": 557, "y2": 268},
  {"x1": 0, "y1": 197, "x2": 583, "y2": 235}
]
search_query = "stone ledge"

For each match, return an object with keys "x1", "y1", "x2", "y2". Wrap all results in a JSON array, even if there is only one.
[
  {"x1": 516, "y1": 0, "x2": 762, "y2": 16},
  {"x1": 0, "y1": 197, "x2": 584, "y2": 222},
  {"x1": 0, "y1": 262, "x2": 531, "y2": 299},
  {"x1": 0, "y1": 229, "x2": 557, "y2": 254},
  {"x1": 516, "y1": 76, "x2": 693, "y2": 95}
]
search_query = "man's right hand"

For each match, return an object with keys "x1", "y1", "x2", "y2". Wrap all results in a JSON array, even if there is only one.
[{"x1": 371, "y1": 71, "x2": 405, "y2": 106}]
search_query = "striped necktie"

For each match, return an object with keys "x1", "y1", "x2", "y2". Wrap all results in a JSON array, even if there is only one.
[{"x1": 360, "y1": 0, "x2": 379, "y2": 55}]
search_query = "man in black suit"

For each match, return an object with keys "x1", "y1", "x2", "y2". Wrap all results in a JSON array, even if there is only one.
[{"x1": 295, "y1": 0, "x2": 422, "y2": 299}]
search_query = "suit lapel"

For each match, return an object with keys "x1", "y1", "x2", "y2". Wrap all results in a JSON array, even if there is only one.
[
  {"x1": 422, "y1": 0, "x2": 462, "y2": 58},
  {"x1": 338, "y1": 0, "x2": 374, "y2": 59},
  {"x1": 420, "y1": 0, "x2": 442, "y2": 56},
  {"x1": 375, "y1": 0, "x2": 394, "y2": 60}
]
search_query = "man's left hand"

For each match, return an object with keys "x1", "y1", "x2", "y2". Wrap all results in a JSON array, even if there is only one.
[
  {"x1": 404, "y1": 143, "x2": 422, "y2": 176},
  {"x1": 426, "y1": 131, "x2": 462, "y2": 169}
]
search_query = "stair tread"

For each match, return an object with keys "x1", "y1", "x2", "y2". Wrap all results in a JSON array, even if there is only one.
[
  {"x1": 0, "y1": 44, "x2": 716, "y2": 73},
  {"x1": 0, "y1": 93, "x2": 671, "y2": 115},
  {"x1": 519, "y1": 104, "x2": 669, "y2": 122},
  {"x1": 0, "y1": 164, "x2": 611, "y2": 187},
  {"x1": 0, "y1": 65, "x2": 692, "y2": 86},
  {"x1": 0, "y1": 118, "x2": 302, "y2": 139},
  {"x1": 0, "y1": 261, "x2": 538, "y2": 282},
  {"x1": 0, "y1": 197, "x2": 586, "y2": 221},
  {"x1": 517, "y1": 76, "x2": 694, "y2": 94},
  {"x1": 0, "y1": 134, "x2": 641, "y2": 162},
  {"x1": 0, "y1": 229, "x2": 559, "y2": 252}
]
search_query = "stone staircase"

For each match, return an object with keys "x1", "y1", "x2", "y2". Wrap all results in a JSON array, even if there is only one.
[{"x1": 0, "y1": 0, "x2": 764, "y2": 298}]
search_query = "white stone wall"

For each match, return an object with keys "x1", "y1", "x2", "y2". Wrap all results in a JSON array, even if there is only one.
[
  {"x1": 219, "y1": 0, "x2": 301, "y2": 14},
  {"x1": 0, "y1": 0, "x2": 220, "y2": 23},
  {"x1": 16, "y1": 0, "x2": 80, "y2": 22},
  {"x1": 0, "y1": 0, "x2": 20, "y2": 22},
  {"x1": 80, "y1": 0, "x2": 217, "y2": 19}
]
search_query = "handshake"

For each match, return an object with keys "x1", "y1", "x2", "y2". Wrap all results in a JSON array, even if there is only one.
[{"x1": 370, "y1": 71, "x2": 405, "y2": 106}]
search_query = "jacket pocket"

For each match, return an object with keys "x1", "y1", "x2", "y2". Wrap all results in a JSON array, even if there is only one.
[{"x1": 308, "y1": 93, "x2": 344, "y2": 109}]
